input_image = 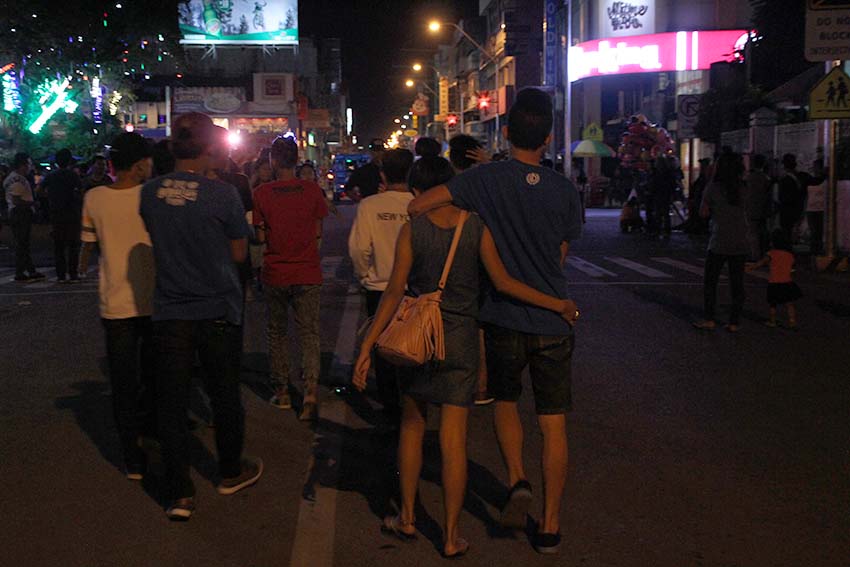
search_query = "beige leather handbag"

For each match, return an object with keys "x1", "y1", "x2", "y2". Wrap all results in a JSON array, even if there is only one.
[{"x1": 375, "y1": 211, "x2": 469, "y2": 367}]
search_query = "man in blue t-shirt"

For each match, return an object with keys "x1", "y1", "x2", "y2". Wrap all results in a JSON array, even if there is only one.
[
  {"x1": 139, "y1": 112, "x2": 262, "y2": 521},
  {"x1": 409, "y1": 88, "x2": 581, "y2": 554}
]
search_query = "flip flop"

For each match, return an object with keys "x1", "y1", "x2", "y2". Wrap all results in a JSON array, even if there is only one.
[
  {"x1": 441, "y1": 538, "x2": 470, "y2": 559},
  {"x1": 381, "y1": 515, "x2": 417, "y2": 542}
]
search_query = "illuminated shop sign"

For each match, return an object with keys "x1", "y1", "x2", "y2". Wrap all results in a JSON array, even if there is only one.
[
  {"x1": 599, "y1": 0, "x2": 655, "y2": 38},
  {"x1": 569, "y1": 30, "x2": 748, "y2": 82}
]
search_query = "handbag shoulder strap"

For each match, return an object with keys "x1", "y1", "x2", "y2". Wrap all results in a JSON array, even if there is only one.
[{"x1": 437, "y1": 210, "x2": 469, "y2": 292}]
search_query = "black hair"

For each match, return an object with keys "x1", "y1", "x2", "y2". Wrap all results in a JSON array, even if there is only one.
[
  {"x1": 408, "y1": 156, "x2": 454, "y2": 193},
  {"x1": 152, "y1": 140, "x2": 175, "y2": 176},
  {"x1": 56, "y1": 148, "x2": 73, "y2": 168},
  {"x1": 270, "y1": 136, "x2": 299, "y2": 169},
  {"x1": 109, "y1": 132, "x2": 152, "y2": 172},
  {"x1": 381, "y1": 149, "x2": 414, "y2": 184},
  {"x1": 782, "y1": 153, "x2": 797, "y2": 170},
  {"x1": 12, "y1": 152, "x2": 30, "y2": 169},
  {"x1": 714, "y1": 151, "x2": 744, "y2": 206},
  {"x1": 297, "y1": 162, "x2": 317, "y2": 181},
  {"x1": 770, "y1": 228, "x2": 792, "y2": 252},
  {"x1": 171, "y1": 112, "x2": 214, "y2": 159},
  {"x1": 752, "y1": 154, "x2": 767, "y2": 169},
  {"x1": 414, "y1": 137, "x2": 441, "y2": 158},
  {"x1": 448, "y1": 134, "x2": 481, "y2": 171},
  {"x1": 507, "y1": 88, "x2": 553, "y2": 150}
]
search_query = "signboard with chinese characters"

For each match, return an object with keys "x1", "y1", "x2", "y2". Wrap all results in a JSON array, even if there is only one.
[
  {"x1": 598, "y1": 0, "x2": 655, "y2": 39},
  {"x1": 569, "y1": 30, "x2": 748, "y2": 82},
  {"x1": 544, "y1": 0, "x2": 560, "y2": 86},
  {"x1": 805, "y1": 0, "x2": 850, "y2": 61},
  {"x1": 439, "y1": 77, "x2": 449, "y2": 117},
  {"x1": 179, "y1": 0, "x2": 298, "y2": 46}
]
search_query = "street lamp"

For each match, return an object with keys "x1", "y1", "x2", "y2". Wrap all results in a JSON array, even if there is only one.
[
  {"x1": 412, "y1": 63, "x2": 422, "y2": 72},
  {"x1": 427, "y1": 19, "x2": 501, "y2": 148},
  {"x1": 426, "y1": 20, "x2": 498, "y2": 65},
  {"x1": 394, "y1": 118, "x2": 401, "y2": 123},
  {"x1": 405, "y1": 79, "x2": 436, "y2": 97}
]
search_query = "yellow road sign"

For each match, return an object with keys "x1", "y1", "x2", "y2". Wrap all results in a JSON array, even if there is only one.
[{"x1": 809, "y1": 66, "x2": 850, "y2": 119}]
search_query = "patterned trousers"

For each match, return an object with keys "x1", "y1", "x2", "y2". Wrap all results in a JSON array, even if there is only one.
[{"x1": 266, "y1": 284, "x2": 322, "y2": 396}]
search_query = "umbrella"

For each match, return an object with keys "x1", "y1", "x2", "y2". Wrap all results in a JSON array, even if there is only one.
[{"x1": 570, "y1": 139, "x2": 615, "y2": 158}]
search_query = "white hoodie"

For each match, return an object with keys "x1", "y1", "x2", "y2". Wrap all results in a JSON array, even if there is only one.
[{"x1": 348, "y1": 190, "x2": 413, "y2": 291}]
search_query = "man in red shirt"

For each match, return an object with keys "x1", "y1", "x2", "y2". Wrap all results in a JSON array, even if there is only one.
[{"x1": 253, "y1": 136, "x2": 328, "y2": 421}]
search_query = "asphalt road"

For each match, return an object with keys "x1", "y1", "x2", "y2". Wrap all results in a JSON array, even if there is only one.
[{"x1": 1, "y1": 206, "x2": 848, "y2": 567}]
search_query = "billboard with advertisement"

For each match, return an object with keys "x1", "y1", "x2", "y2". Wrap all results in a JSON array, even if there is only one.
[
  {"x1": 598, "y1": 0, "x2": 656, "y2": 39},
  {"x1": 569, "y1": 30, "x2": 748, "y2": 82},
  {"x1": 179, "y1": 0, "x2": 298, "y2": 45}
]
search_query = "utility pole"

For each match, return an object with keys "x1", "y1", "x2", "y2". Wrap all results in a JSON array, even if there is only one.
[{"x1": 563, "y1": 0, "x2": 573, "y2": 178}]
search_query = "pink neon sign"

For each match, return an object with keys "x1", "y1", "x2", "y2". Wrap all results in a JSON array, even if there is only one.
[{"x1": 569, "y1": 30, "x2": 749, "y2": 82}]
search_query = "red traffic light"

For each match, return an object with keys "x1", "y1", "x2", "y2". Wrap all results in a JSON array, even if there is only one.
[
  {"x1": 447, "y1": 114, "x2": 458, "y2": 126},
  {"x1": 478, "y1": 91, "x2": 490, "y2": 110}
]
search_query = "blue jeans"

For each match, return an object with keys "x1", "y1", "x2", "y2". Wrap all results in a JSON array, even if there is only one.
[{"x1": 153, "y1": 319, "x2": 244, "y2": 500}]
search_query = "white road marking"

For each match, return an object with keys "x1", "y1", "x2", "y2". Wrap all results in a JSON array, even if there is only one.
[
  {"x1": 567, "y1": 256, "x2": 618, "y2": 278},
  {"x1": 651, "y1": 257, "x2": 723, "y2": 279},
  {"x1": 604, "y1": 256, "x2": 673, "y2": 278},
  {"x1": 288, "y1": 291, "x2": 361, "y2": 567}
]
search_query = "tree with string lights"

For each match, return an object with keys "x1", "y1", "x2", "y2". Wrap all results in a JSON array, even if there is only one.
[{"x1": 0, "y1": 0, "x2": 184, "y2": 158}]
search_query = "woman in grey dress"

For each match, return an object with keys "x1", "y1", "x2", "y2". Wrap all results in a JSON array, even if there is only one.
[{"x1": 353, "y1": 156, "x2": 575, "y2": 559}]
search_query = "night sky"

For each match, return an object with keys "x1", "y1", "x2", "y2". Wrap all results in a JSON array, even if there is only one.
[{"x1": 299, "y1": 0, "x2": 479, "y2": 142}]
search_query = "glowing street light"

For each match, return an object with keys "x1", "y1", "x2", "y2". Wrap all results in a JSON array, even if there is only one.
[
  {"x1": 412, "y1": 63, "x2": 422, "y2": 72},
  {"x1": 405, "y1": 79, "x2": 415, "y2": 88},
  {"x1": 428, "y1": 21, "x2": 441, "y2": 33},
  {"x1": 394, "y1": 118, "x2": 401, "y2": 123}
]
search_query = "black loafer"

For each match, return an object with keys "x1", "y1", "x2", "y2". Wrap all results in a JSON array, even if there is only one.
[
  {"x1": 500, "y1": 479, "x2": 532, "y2": 529},
  {"x1": 532, "y1": 530, "x2": 562, "y2": 554}
]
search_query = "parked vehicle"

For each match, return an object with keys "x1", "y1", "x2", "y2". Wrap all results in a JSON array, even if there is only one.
[{"x1": 328, "y1": 153, "x2": 370, "y2": 202}]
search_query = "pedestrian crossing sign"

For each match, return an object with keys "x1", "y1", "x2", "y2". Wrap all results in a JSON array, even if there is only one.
[{"x1": 809, "y1": 66, "x2": 850, "y2": 119}]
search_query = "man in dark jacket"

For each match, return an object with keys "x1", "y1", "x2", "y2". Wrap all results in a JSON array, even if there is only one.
[
  {"x1": 778, "y1": 153, "x2": 823, "y2": 241},
  {"x1": 41, "y1": 148, "x2": 83, "y2": 282}
]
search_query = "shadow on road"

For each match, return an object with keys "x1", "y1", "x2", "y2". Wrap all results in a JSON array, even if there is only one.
[
  {"x1": 298, "y1": 390, "x2": 521, "y2": 554},
  {"x1": 55, "y1": 374, "x2": 229, "y2": 508}
]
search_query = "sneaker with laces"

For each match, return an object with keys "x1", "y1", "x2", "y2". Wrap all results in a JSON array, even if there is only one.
[
  {"x1": 217, "y1": 457, "x2": 263, "y2": 495},
  {"x1": 270, "y1": 388, "x2": 291, "y2": 409},
  {"x1": 166, "y1": 497, "x2": 195, "y2": 521}
]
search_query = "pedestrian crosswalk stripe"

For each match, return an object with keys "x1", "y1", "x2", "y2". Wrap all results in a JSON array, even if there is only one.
[
  {"x1": 567, "y1": 256, "x2": 618, "y2": 278},
  {"x1": 604, "y1": 256, "x2": 673, "y2": 278},
  {"x1": 651, "y1": 257, "x2": 723, "y2": 279}
]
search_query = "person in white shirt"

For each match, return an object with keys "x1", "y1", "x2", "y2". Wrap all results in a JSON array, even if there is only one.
[
  {"x1": 348, "y1": 148, "x2": 414, "y2": 424},
  {"x1": 3, "y1": 153, "x2": 45, "y2": 282},
  {"x1": 78, "y1": 132, "x2": 157, "y2": 480}
]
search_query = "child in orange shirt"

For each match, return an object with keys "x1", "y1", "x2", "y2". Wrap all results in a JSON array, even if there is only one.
[{"x1": 746, "y1": 230, "x2": 802, "y2": 328}]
